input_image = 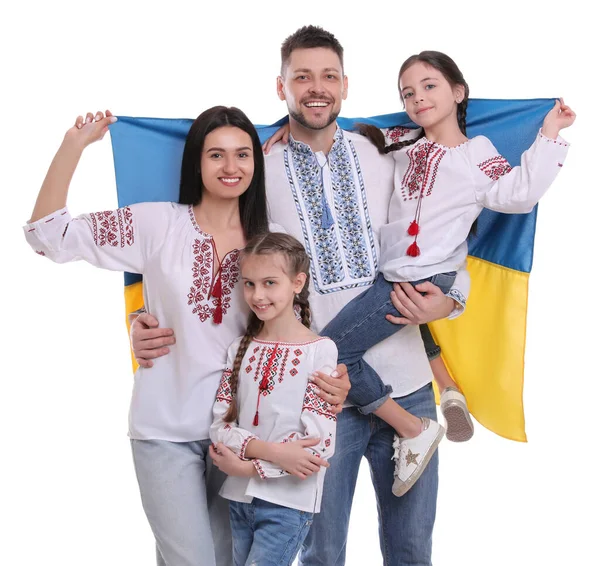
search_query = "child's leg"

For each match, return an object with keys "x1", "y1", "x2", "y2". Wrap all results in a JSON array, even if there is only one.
[
  {"x1": 246, "y1": 499, "x2": 313, "y2": 566},
  {"x1": 321, "y1": 273, "x2": 422, "y2": 437},
  {"x1": 419, "y1": 324, "x2": 474, "y2": 442}
]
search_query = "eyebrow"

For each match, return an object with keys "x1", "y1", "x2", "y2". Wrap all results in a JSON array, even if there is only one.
[
  {"x1": 242, "y1": 276, "x2": 281, "y2": 280},
  {"x1": 293, "y1": 67, "x2": 340, "y2": 74},
  {"x1": 401, "y1": 77, "x2": 440, "y2": 92},
  {"x1": 205, "y1": 146, "x2": 253, "y2": 152}
]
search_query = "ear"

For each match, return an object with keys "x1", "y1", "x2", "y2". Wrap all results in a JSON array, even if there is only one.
[
  {"x1": 454, "y1": 84, "x2": 466, "y2": 104},
  {"x1": 293, "y1": 272, "x2": 307, "y2": 294},
  {"x1": 342, "y1": 75, "x2": 349, "y2": 101},
  {"x1": 277, "y1": 76, "x2": 286, "y2": 101}
]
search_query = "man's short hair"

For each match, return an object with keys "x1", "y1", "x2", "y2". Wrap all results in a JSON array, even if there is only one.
[{"x1": 280, "y1": 25, "x2": 344, "y2": 75}]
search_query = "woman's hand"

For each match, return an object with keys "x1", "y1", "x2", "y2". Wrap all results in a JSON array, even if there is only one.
[
  {"x1": 130, "y1": 312, "x2": 175, "y2": 369},
  {"x1": 262, "y1": 122, "x2": 290, "y2": 154},
  {"x1": 209, "y1": 443, "x2": 257, "y2": 477},
  {"x1": 64, "y1": 110, "x2": 117, "y2": 150},
  {"x1": 541, "y1": 98, "x2": 576, "y2": 139}
]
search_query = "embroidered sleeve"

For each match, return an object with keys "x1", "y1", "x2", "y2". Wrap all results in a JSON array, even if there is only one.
[
  {"x1": 383, "y1": 126, "x2": 421, "y2": 146},
  {"x1": 23, "y1": 202, "x2": 170, "y2": 273},
  {"x1": 472, "y1": 133, "x2": 569, "y2": 213},
  {"x1": 299, "y1": 339, "x2": 338, "y2": 461},
  {"x1": 447, "y1": 262, "x2": 470, "y2": 319},
  {"x1": 209, "y1": 340, "x2": 258, "y2": 460}
]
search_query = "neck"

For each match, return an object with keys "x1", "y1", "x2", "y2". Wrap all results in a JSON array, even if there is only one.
[
  {"x1": 423, "y1": 116, "x2": 468, "y2": 148},
  {"x1": 289, "y1": 118, "x2": 337, "y2": 154},
  {"x1": 257, "y1": 311, "x2": 308, "y2": 342},
  {"x1": 194, "y1": 194, "x2": 242, "y2": 233}
]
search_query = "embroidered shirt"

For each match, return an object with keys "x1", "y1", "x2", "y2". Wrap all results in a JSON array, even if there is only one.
[
  {"x1": 210, "y1": 337, "x2": 338, "y2": 513},
  {"x1": 380, "y1": 129, "x2": 570, "y2": 281},
  {"x1": 265, "y1": 128, "x2": 471, "y2": 401},
  {"x1": 24, "y1": 202, "x2": 248, "y2": 441}
]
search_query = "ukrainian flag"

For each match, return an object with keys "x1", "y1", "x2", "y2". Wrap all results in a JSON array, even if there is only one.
[{"x1": 110, "y1": 98, "x2": 555, "y2": 442}]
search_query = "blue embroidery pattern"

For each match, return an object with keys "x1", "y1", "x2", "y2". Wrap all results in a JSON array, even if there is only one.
[{"x1": 285, "y1": 130, "x2": 376, "y2": 294}]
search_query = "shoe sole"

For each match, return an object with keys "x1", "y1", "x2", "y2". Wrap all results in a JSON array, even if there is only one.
[
  {"x1": 392, "y1": 425, "x2": 445, "y2": 497},
  {"x1": 441, "y1": 401, "x2": 474, "y2": 442}
]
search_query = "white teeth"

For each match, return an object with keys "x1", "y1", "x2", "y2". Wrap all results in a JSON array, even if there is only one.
[
  {"x1": 220, "y1": 178, "x2": 240, "y2": 184},
  {"x1": 305, "y1": 102, "x2": 328, "y2": 107}
]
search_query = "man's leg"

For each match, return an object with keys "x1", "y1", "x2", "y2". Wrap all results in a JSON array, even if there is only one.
[
  {"x1": 298, "y1": 407, "x2": 371, "y2": 566},
  {"x1": 366, "y1": 384, "x2": 439, "y2": 566},
  {"x1": 131, "y1": 439, "x2": 222, "y2": 566}
]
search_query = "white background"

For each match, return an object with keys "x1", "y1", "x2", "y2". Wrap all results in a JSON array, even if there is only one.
[{"x1": 2, "y1": 1, "x2": 597, "y2": 565}]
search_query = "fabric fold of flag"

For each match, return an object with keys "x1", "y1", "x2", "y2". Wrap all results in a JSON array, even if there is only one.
[{"x1": 109, "y1": 98, "x2": 556, "y2": 442}]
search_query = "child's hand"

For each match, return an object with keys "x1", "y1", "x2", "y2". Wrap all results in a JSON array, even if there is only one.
[
  {"x1": 541, "y1": 98, "x2": 576, "y2": 139},
  {"x1": 63, "y1": 110, "x2": 117, "y2": 150},
  {"x1": 209, "y1": 443, "x2": 257, "y2": 477},
  {"x1": 270, "y1": 438, "x2": 329, "y2": 480}
]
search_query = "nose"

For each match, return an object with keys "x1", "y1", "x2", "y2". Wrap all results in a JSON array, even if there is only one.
[
  {"x1": 223, "y1": 154, "x2": 237, "y2": 174},
  {"x1": 309, "y1": 79, "x2": 325, "y2": 95},
  {"x1": 252, "y1": 286, "x2": 265, "y2": 301}
]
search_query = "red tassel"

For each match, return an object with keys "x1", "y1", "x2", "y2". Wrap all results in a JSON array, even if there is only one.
[
  {"x1": 407, "y1": 221, "x2": 420, "y2": 236},
  {"x1": 406, "y1": 242, "x2": 421, "y2": 257},
  {"x1": 211, "y1": 276, "x2": 222, "y2": 298},
  {"x1": 253, "y1": 411, "x2": 259, "y2": 426},
  {"x1": 213, "y1": 304, "x2": 223, "y2": 324}
]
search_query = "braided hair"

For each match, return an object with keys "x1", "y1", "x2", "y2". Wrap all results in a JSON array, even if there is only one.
[{"x1": 223, "y1": 232, "x2": 312, "y2": 423}]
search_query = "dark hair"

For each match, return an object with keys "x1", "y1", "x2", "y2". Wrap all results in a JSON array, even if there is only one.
[
  {"x1": 179, "y1": 106, "x2": 269, "y2": 240},
  {"x1": 359, "y1": 50, "x2": 470, "y2": 154},
  {"x1": 223, "y1": 232, "x2": 312, "y2": 423},
  {"x1": 280, "y1": 25, "x2": 344, "y2": 75}
]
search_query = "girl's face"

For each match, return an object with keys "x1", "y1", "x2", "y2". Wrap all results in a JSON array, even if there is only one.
[
  {"x1": 399, "y1": 61, "x2": 464, "y2": 131},
  {"x1": 241, "y1": 253, "x2": 306, "y2": 323},
  {"x1": 200, "y1": 126, "x2": 255, "y2": 201}
]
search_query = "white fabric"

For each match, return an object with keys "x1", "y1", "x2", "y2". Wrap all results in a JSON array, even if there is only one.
[
  {"x1": 265, "y1": 128, "x2": 473, "y2": 400},
  {"x1": 25, "y1": 202, "x2": 248, "y2": 441},
  {"x1": 380, "y1": 129, "x2": 570, "y2": 282},
  {"x1": 210, "y1": 337, "x2": 338, "y2": 513}
]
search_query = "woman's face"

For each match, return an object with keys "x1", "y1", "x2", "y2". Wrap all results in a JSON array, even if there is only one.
[{"x1": 200, "y1": 126, "x2": 255, "y2": 201}]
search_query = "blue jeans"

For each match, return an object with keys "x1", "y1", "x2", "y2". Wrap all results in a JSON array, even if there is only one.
[
  {"x1": 131, "y1": 439, "x2": 232, "y2": 566},
  {"x1": 299, "y1": 384, "x2": 438, "y2": 566},
  {"x1": 230, "y1": 498, "x2": 313, "y2": 566},
  {"x1": 321, "y1": 271, "x2": 456, "y2": 414}
]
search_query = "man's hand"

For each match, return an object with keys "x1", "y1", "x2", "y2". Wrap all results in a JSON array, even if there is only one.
[
  {"x1": 312, "y1": 364, "x2": 350, "y2": 414},
  {"x1": 387, "y1": 281, "x2": 454, "y2": 325},
  {"x1": 130, "y1": 312, "x2": 175, "y2": 368},
  {"x1": 209, "y1": 443, "x2": 257, "y2": 477}
]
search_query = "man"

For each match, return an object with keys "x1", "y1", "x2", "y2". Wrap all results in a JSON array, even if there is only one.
[{"x1": 133, "y1": 26, "x2": 468, "y2": 565}]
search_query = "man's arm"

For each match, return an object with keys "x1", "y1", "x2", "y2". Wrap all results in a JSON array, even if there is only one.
[{"x1": 130, "y1": 312, "x2": 175, "y2": 368}]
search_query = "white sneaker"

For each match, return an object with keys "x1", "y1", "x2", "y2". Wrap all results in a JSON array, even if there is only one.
[
  {"x1": 440, "y1": 387, "x2": 474, "y2": 442},
  {"x1": 392, "y1": 417, "x2": 445, "y2": 497}
]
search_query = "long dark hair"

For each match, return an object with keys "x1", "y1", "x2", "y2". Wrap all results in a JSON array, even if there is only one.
[
  {"x1": 359, "y1": 50, "x2": 470, "y2": 154},
  {"x1": 223, "y1": 232, "x2": 312, "y2": 423},
  {"x1": 179, "y1": 106, "x2": 269, "y2": 240}
]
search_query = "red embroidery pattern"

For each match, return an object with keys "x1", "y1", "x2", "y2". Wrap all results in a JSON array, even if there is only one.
[
  {"x1": 401, "y1": 142, "x2": 446, "y2": 201},
  {"x1": 240, "y1": 435, "x2": 257, "y2": 460},
  {"x1": 253, "y1": 345, "x2": 285, "y2": 394},
  {"x1": 302, "y1": 382, "x2": 336, "y2": 421},
  {"x1": 252, "y1": 459, "x2": 267, "y2": 479},
  {"x1": 477, "y1": 156, "x2": 512, "y2": 181},
  {"x1": 90, "y1": 207, "x2": 134, "y2": 247},
  {"x1": 215, "y1": 368, "x2": 234, "y2": 404},
  {"x1": 187, "y1": 239, "x2": 240, "y2": 323},
  {"x1": 386, "y1": 126, "x2": 413, "y2": 144},
  {"x1": 35, "y1": 250, "x2": 46, "y2": 256}
]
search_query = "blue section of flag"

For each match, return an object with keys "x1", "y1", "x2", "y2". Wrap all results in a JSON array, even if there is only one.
[{"x1": 111, "y1": 98, "x2": 555, "y2": 288}]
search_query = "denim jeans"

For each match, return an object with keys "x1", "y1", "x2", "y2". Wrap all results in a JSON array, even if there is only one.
[
  {"x1": 299, "y1": 384, "x2": 438, "y2": 566},
  {"x1": 131, "y1": 438, "x2": 232, "y2": 566},
  {"x1": 321, "y1": 271, "x2": 456, "y2": 414},
  {"x1": 229, "y1": 498, "x2": 313, "y2": 566}
]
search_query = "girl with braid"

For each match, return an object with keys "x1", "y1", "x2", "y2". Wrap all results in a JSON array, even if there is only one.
[
  {"x1": 319, "y1": 50, "x2": 575, "y2": 496},
  {"x1": 210, "y1": 232, "x2": 338, "y2": 566}
]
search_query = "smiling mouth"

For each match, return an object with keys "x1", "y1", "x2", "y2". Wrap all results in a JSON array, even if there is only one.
[
  {"x1": 219, "y1": 177, "x2": 241, "y2": 185},
  {"x1": 303, "y1": 101, "x2": 331, "y2": 108},
  {"x1": 417, "y1": 107, "x2": 433, "y2": 115}
]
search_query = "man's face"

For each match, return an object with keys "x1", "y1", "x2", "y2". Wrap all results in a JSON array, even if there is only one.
[{"x1": 277, "y1": 47, "x2": 348, "y2": 131}]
